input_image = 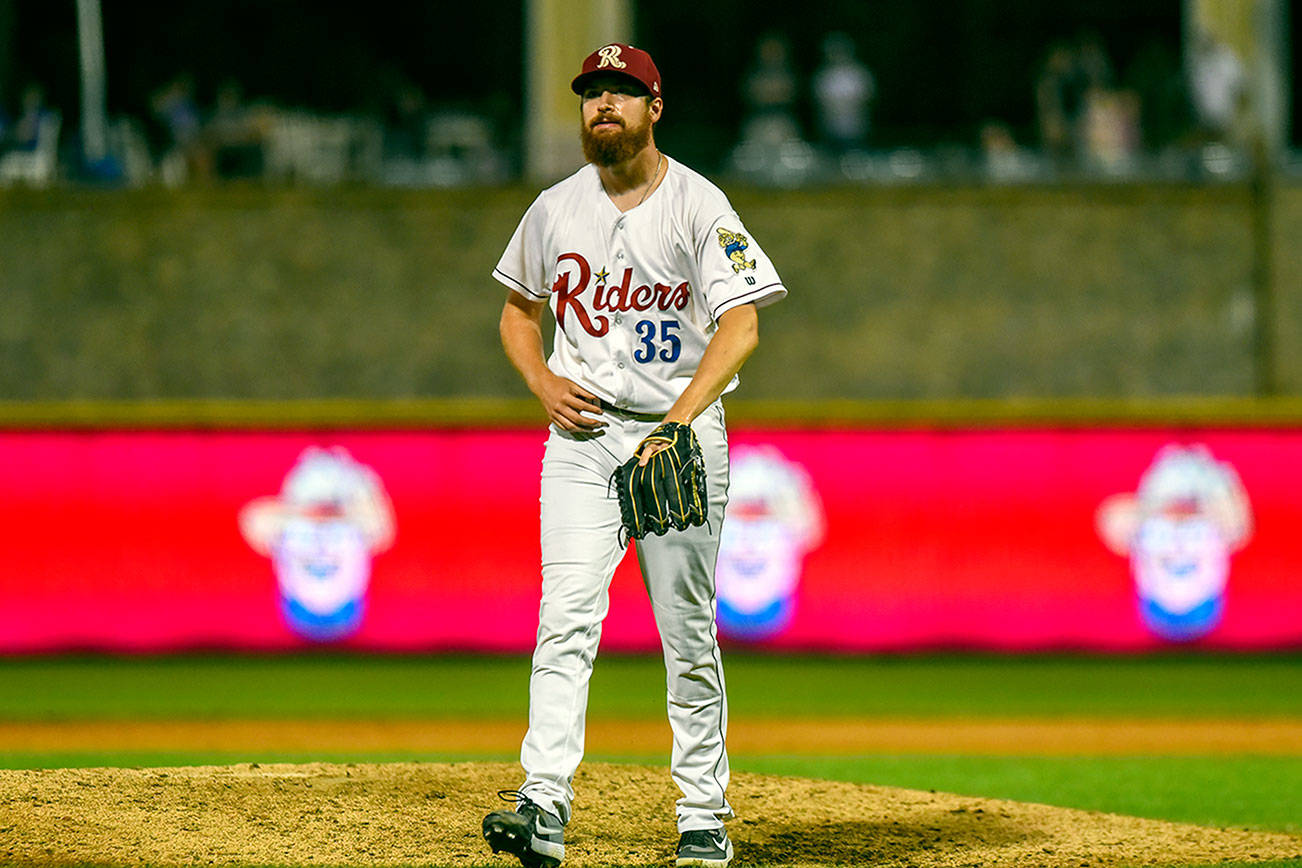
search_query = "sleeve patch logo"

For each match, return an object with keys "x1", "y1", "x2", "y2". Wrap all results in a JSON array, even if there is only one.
[{"x1": 717, "y1": 227, "x2": 756, "y2": 273}]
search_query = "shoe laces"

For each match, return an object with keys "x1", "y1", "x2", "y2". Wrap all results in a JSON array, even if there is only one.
[
  {"x1": 496, "y1": 789, "x2": 538, "y2": 815},
  {"x1": 496, "y1": 788, "x2": 530, "y2": 804},
  {"x1": 496, "y1": 789, "x2": 557, "y2": 830}
]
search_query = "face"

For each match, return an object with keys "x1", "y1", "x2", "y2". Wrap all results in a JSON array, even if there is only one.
[{"x1": 579, "y1": 74, "x2": 662, "y2": 166}]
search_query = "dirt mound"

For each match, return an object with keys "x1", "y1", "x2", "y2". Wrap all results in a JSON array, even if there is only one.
[{"x1": 1, "y1": 761, "x2": 1297, "y2": 867}]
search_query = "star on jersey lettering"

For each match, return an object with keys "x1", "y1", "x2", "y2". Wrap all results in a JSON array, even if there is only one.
[{"x1": 595, "y1": 267, "x2": 610, "y2": 285}]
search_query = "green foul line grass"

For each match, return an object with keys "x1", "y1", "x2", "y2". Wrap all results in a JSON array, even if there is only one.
[
  {"x1": 1, "y1": 653, "x2": 1299, "y2": 719},
  {"x1": 728, "y1": 755, "x2": 1302, "y2": 834}
]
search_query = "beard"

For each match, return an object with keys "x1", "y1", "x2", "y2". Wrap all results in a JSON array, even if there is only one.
[{"x1": 580, "y1": 113, "x2": 653, "y2": 166}]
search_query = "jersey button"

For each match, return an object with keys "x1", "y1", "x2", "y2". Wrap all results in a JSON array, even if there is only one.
[
  {"x1": 618, "y1": 362, "x2": 626, "y2": 369},
  {"x1": 614, "y1": 314, "x2": 623, "y2": 325}
]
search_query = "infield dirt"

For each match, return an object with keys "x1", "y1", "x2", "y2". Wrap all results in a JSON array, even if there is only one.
[{"x1": 2, "y1": 761, "x2": 1299, "y2": 868}]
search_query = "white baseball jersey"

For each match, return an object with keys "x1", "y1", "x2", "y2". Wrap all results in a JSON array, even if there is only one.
[{"x1": 493, "y1": 156, "x2": 786, "y2": 413}]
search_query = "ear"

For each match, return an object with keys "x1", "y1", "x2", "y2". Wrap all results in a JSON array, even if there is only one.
[{"x1": 649, "y1": 96, "x2": 663, "y2": 122}]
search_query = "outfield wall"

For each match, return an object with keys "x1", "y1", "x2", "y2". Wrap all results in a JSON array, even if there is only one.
[
  {"x1": 4, "y1": 406, "x2": 1299, "y2": 654},
  {"x1": 2, "y1": 183, "x2": 1300, "y2": 400}
]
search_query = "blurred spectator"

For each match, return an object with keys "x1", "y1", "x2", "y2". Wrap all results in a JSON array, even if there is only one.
[
  {"x1": 4, "y1": 84, "x2": 55, "y2": 152},
  {"x1": 1036, "y1": 42, "x2": 1087, "y2": 165},
  {"x1": 741, "y1": 33, "x2": 801, "y2": 144},
  {"x1": 150, "y1": 74, "x2": 210, "y2": 183},
  {"x1": 812, "y1": 32, "x2": 875, "y2": 155},
  {"x1": 207, "y1": 80, "x2": 269, "y2": 179},
  {"x1": 0, "y1": 84, "x2": 61, "y2": 186},
  {"x1": 382, "y1": 81, "x2": 429, "y2": 163},
  {"x1": 1081, "y1": 86, "x2": 1141, "y2": 174},
  {"x1": 1072, "y1": 34, "x2": 1140, "y2": 176},
  {"x1": 1188, "y1": 32, "x2": 1247, "y2": 145},
  {"x1": 980, "y1": 121, "x2": 1040, "y2": 182},
  {"x1": 368, "y1": 74, "x2": 506, "y2": 187},
  {"x1": 1074, "y1": 30, "x2": 1115, "y2": 92},
  {"x1": 1036, "y1": 33, "x2": 1123, "y2": 172},
  {"x1": 423, "y1": 110, "x2": 506, "y2": 186},
  {"x1": 730, "y1": 33, "x2": 817, "y2": 186}
]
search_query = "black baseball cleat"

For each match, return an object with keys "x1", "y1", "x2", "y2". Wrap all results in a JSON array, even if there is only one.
[
  {"x1": 482, "y1": 790, "x2": 565, "y2": 868},
  {"x1": 675, "y1": 827, "x2": 733, "y2": 867}
]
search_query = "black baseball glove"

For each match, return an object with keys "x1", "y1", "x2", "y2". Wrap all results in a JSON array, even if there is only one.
[{"x1": 612, "y1": 422, "x2": 709, "y2": 542}]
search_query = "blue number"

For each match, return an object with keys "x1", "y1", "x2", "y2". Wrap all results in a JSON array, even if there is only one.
[
  {"x1": 633, "y1": 319, "x2": 682, "y2": 364},
  {"x1": 659, "y1": 320, "x2": 681, "y2": 362},
  {"x1": 634, "y1": 320, "x2": 656, "y2": 363}
]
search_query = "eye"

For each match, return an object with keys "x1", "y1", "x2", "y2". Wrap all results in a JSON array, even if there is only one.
[{"x1": 583, "y1": 84, "x2": 638, "y2": 101}]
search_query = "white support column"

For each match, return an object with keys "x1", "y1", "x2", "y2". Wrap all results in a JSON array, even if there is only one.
[
  {"x1": 75, "y1": 0, "x2": 108, "y2": 164},
  {"x1": 524, "y1": 0, "x2": 632, "y2": 183},
  {"x1": 1185, "y1": 0, "x2": 1289, "y2": 156},
  {"x1": 1251, "y1": 0, "x2": 1289, "y2": 155}
]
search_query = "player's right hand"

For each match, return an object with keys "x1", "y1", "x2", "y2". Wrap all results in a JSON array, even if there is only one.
[{"x1": 536, "y1": 373, "x2": 606, "y2": 431}]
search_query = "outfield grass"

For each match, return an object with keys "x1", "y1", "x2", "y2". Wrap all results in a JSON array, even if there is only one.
[
  {"x1": 0, "y1": 653, "x2": 1298, "y2": 719},
  {"x1": 729, "y1": 755, "x2": 1302, "y2": 833}
]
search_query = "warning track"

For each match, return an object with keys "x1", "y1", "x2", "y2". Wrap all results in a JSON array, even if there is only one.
[{"x1": 2, "y1": 717, "x2": 1299, "y2": 755}]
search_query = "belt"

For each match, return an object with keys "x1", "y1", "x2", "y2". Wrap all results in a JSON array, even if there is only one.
[{"x1": 597, "y1": 399, "x2": 665, "y2": 423}]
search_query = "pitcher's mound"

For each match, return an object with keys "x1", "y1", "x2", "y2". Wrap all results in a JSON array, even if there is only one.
[{"x1": 1, "y1": 761, "x2": 1298, "y2": 867}]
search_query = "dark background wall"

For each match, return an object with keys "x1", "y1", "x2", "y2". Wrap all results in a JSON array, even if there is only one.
[
  {"x1": 0, "y1": 0, "x2": 526, "y2": 111},
  {"x1": 0, "y1": 0, "x2": 1223, "y2": 173},
  {"x1": 0, "y1": 0, "x2": 528, "y2": 166},
  {"x1": 638, "y1": 0, "x2": 1186, "y2": 165}
]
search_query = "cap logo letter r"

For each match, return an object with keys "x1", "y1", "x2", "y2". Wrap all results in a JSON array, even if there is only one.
[{"x1": 597, "y1": 45, "x2": 626, "y2": 69}]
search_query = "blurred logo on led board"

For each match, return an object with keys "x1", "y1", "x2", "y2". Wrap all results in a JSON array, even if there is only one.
[
  {"x1": 1096, "y1": 444, "x2": 1252, "y2": 642},
  {"x1": 240, "y1": 446, "x2": 395, "y2": 641},
  {"x1": 716, "y1": 446, "x2": 824, "y2": 640}
]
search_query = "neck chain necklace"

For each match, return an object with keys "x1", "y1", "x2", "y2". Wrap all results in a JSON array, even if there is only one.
[{"x1": 634, "y1": 153, "x2": 665, "y2": 207}]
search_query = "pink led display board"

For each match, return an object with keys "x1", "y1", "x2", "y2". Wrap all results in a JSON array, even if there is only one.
[{"x1": 1, "y1": 427, "x2": 1298, "y2": 653}]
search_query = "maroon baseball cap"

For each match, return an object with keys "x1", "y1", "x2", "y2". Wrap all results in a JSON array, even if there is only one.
[{"x1": 571, "y1": 43, "x2": 661, "y2": 98}]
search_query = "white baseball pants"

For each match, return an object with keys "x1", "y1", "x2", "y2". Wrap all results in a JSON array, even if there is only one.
[{"x1": 518, "y1": 401, "x2": 733, "y2": 833}]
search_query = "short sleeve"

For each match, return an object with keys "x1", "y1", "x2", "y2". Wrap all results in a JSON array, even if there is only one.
[
  {"x1": 492, "y1": 196, "x2": 550, "y2": 301},
  {"x1": 697, "y1": 209, "x2": 787, "y2": 322}
]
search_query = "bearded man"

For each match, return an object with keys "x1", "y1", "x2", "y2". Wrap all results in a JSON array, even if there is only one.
[{"x1": 482, "y1": 43, "x2": 787, "y2": 868}]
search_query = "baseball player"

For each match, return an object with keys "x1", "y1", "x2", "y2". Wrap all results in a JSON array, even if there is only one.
[{"x1": 482, "y1": 43, "x2": 786, "y2": 868}]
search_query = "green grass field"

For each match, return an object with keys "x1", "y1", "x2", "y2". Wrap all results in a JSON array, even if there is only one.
[
  {"x1": 2, "y1": 653, "x2": 1299, "y2": 867},
  {"x1": 4, "y1": 653, "x2": 1299, "y2": 719}
]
